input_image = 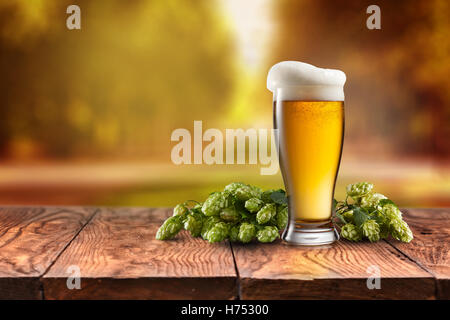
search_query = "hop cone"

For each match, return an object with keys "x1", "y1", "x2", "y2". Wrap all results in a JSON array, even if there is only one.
[
  {"x1": 342, "y1": 210, "x2": 354, "y2": 224},
  {"x1": 256, "y1": 203, "x2": 276, "y2": 224},
  {"x1": 183, "y1": 212, "x2": 203, "y2": 237},
  {"x1": 219, "y1": 207, "x2": 240, "y2": 222},
  {"x1": 191, "y1": 203, "x2": 203, "y2": 213},
  {"x1": 382, "y1": 204, "x2": 402, "y2": 220},
  {"x1": 245, "y1": 198, "x2": 263, "y2": 213},
  {"x1": 156, "y1": 216, "x2": 183, "y2": 240},
  {"x1": 256, "y1": 226, "x2": 279, "y2": 243},
  {"x1": 205, "y1": 222, "x2": 229, "y2": 243},
  {"x1": 390, "y1": 218, "x2": 413, "y2": 243},
  {"x1": 238, "y1": 222, "x2": 256, "y2": 243},
  {"x1": 229, "y1": 225, "x2": 240, "y2": 242},
  {"x1": 362, "y1": 220, "x2": 381, "y2": 242},
  {"x1": 360, "y1": 192, "x2": 387, "y2": 209},
  {"x1": 224, "y1": 182, "x2": 246, "y2": 194},
  {"x1": 346, "y1": 182, "x2": 373, "y2": 198},
  {"x1": 235, "y1": 185, "x2": 261, "y2": 201},
  {"x1": 202, "y1": 192, "x2": 228, "y2": 216},
  {"x1": 340, "y1": 223, "x2": 362, "y2": 241},
  {"x1": 173, "y1": 203, "x2": 189, "y2": 217},
  {"x1": 201, "y1": 216, "x2": 221, "y2": 239},
  {"x1": 274, "y1": 205, "x2": 288, "y2": 230}
]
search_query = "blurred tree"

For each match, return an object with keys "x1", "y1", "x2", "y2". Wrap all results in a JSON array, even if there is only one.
[{"x1": 0, "y1": 0, "x2": 237, "y2": 158}]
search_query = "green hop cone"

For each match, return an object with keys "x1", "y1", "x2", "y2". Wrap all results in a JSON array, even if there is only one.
[
  {"x1": 340, "y1": 223, "x2": 362, "y2": 241},
  {"x1": 245, "y1": 198, "x2": 264, "y2": 213},
  {"x1": 206, "y1": 222, "x2": 229, "y2": 243},
  {"x1": 229, "y1": 225, "x2": 240, "y2": 242},
  {"x1": 274, "y1": 205, "x2": 288, "y2": 230},
  {"x1": 238, "y1": 222, "x2": 256, "y2": 243},
  {"x1": 191, "y1": 202, "x2": 203, "y2": 212},
  {"x1": 201, "y1": 192, "x2": 228, "y2": 216},
  {"x1": 219, "y1": 207, "x2": 241, "y2": 222},
  {"x1": 346, "y1": 182, "x2": 373, "y2": 199},
  {"x1": 390, "y1": 218, "x2": 413, "y2": 243},
  {"x1": 256, "y1": 203, "x2": 277, "y2": 225},
  {"x1": 361, "y1": 219, "x2": 381, "y2": 242},
  {"x1": 201, "y1": 216, "x2": 221, "y2": 239},
  {"x1": 183, "y1": 212, "x2": 204, "y2": 237},
  {"x1": 379, "y1": 223, "x2": 390, "y2": 239},
  {"x1": 156, "y1": 216, "x2": 183, "y2": 240},
  {"x1": 342, "y1": 210, "x2": 354, "y2": 223},
  {"x1": 382, "y1": 203, "x2": 402, "y2": 220},
  {"x1": 173, "y1": 203, "x2": 189, "y2": 217},
  {"x1": 235, "y1": 185, "x2": 261, "y2": 201},
  {"x1": 224, "y1": 182, "x2": 246, "y2": 194},
  {"x1": 256, "y1": 226, "x2": 280, "y2": 243},
  {"x1": 334, "y1": 200, "x2": 347, "y2": 211},
  {"x1": 360, "y1": 192, "x2": 387, "y2": 209}
]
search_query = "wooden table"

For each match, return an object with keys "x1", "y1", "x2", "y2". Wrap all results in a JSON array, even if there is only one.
[{"x1": 0, "y1": 207, "x2": 448, "y2": 300}]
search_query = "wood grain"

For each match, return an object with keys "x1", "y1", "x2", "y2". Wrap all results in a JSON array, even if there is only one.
[
  {"x1": 232, "y1": 238, "x2": 435, "y2": 300},
  {"x1": 387, "y1": 208, "x2": 450, "y2": 299},
  {"x1": 1, "y1": 206, "x2": 447, "y2": 300},
  {"x1": 42, "y1": 208, "x2": 237, "y2": 299},
  {"x1": 0, "y1": 206, "x2": 96, "y2": 299}
]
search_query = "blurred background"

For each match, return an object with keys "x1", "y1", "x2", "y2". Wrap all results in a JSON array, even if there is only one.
[{"x1": 0, "y1": 0, "x2": 449, "y2": 207}]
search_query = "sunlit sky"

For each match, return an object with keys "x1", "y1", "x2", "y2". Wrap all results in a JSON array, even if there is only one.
[{"x1": 220, "y1": 0, "x2": 275, "y2": 71}]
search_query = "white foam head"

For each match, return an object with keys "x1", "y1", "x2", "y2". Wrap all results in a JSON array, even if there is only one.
[{"x1": 267, "y1": 61, "x2": 346, "y2": 101}]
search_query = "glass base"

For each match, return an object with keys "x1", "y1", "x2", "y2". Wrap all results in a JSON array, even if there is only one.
[{"x1": 282, "y1": 220, "x2": 339, "y2": 246}]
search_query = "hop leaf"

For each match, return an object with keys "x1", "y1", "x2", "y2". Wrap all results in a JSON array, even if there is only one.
[
  {"x1": 340, "y1": 223, "x2": 362, "y2": 241},
  {"x1": 261, "y1": 189, "x2": 276, "y2": 203},
  {"x1": 346, "y1": 182, "x2": 373, "y2": 199},
  {"x1": 269, "y1": 189, "x2": 288, "y2": 205},
  {"x1": 238, "y1": 222, "x2": 256, "y2": 243},
  {"x1": 256, "y1": 226, "x2": 280, "y2": 243},
  {"x1": 256, "y1": 203, "x2": 277, "y2": 225},
  {"x1": 362, "y1": 220, "x2": 381, "y2": 242},
  {"x1": 352, "y1": 207, "x2": 369, "y2": 227},
  {"x1": 156, "y1": 216, "x2": 183, "y2": 240}
]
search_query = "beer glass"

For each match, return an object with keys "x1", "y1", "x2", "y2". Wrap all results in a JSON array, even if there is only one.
[{"x1": 267, "y1": 61, "x2": 346, "y2": 245}]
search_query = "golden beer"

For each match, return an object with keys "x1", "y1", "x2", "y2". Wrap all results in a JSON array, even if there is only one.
[
  {"x1": 274, "y1": 101, "x2": 344, "y2": 222},
  {"x1": 268, "y1": 61, "x2": 346, "y2": 245}
]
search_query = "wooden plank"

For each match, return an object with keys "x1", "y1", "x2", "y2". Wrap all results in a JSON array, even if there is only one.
[
  {"x1": 0, "y1": 207, "x2": 96, "y2": 299},
  {"x1": 42, "y1": 208, "x2": 237, "y2": 299},
  {"x1": 387, "y1": 208, "x2": 450, "y2": 299},
  {"x1": 233, "y1": 238, "x2": 435, "y2": 300}
]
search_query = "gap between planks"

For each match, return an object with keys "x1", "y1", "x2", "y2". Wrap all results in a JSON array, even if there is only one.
[{"x1": 37, "y1": 208, "x2": 100, "y2": 299}]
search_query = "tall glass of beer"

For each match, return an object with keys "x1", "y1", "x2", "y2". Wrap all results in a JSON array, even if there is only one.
[{"x1": 267, "y1": 61, "x2": 346, "y2": 245}]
